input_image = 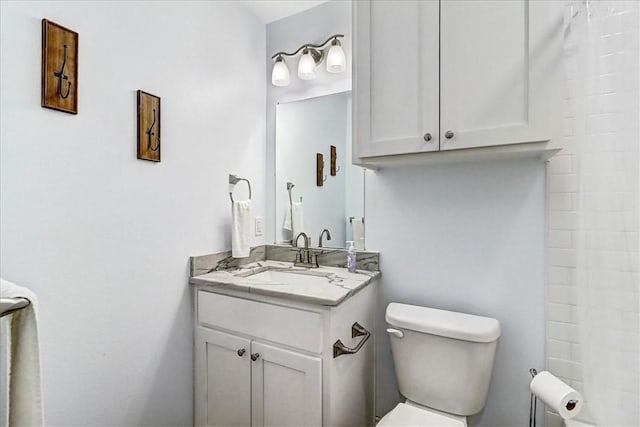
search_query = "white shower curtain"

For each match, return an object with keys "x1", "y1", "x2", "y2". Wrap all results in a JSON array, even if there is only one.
[{"x1": 564, "y1": 1, "x2": 639, "y2": 425}]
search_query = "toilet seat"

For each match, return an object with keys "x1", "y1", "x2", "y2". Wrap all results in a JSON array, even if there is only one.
[{"x1": 377, "y1": 403, "x2": 467, "y2": 427}]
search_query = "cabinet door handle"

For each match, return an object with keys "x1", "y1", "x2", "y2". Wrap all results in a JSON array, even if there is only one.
[
  {"x1": 237, "y1": 348, "x2": 246, "y2": 357},
  {"x1": 445, "y1": 130, "x2": 455, "y2": 139},
  {"x1": 423, "y1": 132, "x2": 432, "y2": 142},
  {"x1": 251, "y1": 353, "x2": 260, "y2": 361}
]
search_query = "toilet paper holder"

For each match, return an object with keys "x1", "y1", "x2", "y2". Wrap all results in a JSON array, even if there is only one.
[
  {"x1": 529, "y1": 368, "x2": 579, "y2": 427},
  {"x1": 530, "y1": 368, "x2": 578, "y2": 410}
]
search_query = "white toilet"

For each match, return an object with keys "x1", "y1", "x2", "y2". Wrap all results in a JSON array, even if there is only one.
[{"x1": 379, "y1": 303, "x2": 501, "y2": 426}]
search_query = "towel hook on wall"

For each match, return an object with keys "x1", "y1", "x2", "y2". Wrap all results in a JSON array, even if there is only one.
[{"x1": 229, "y1": 174, "x2": 252, "y2": 202}]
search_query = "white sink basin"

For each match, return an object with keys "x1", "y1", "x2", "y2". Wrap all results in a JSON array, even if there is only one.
[{"x1": 248, "y1": 270, "x2": 332, "y2": 287}]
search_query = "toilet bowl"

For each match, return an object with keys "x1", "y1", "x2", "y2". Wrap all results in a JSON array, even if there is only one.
[
  {"x1": 378, "y1": 401, "x2": 467, "y2": 426},
  {"x1": 379, "y1": 303, "x2": 501, "y2": 426}
]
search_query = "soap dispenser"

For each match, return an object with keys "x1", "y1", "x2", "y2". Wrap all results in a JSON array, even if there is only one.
[{"x1": 346, "y1": 241, "x2": 357, "y2": 273}]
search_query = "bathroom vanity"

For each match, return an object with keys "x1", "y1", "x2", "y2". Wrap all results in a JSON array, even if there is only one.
[{"x1": 190, "y1": 252, "x2": 379, "y2": 427}]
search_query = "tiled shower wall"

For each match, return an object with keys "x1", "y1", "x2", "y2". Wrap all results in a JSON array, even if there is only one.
[{"x1": 545, "y1": 2, "x2": 639, "y2": 426}]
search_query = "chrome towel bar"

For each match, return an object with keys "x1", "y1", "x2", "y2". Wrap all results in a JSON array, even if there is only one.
[{"x1": 333, "y1": 322, "x2": 370, "y2": 358}]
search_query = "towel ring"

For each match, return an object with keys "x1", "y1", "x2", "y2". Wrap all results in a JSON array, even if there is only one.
[
  {"x1": 229, "y1": 174, "x2": 252, "y2": 202},
  {"x1": 0, "y1": 297, "x2": 30, "y2": 318}
]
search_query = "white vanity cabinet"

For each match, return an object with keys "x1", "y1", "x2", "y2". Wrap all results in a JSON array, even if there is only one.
[
  {"x1": 353, "y1": 0, "x2": 563, "y2": 164},
  {"x1": 194, "y1": 282, "x2": 376, "y2": 427},
  {"x1": 195, "y1": 327, "x2": 321, "y2": 427}
]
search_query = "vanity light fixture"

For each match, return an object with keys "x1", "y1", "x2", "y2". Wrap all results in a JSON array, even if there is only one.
[
  {"x1": 270, "y1": 34, "x2": 345, "y2": 86},
  {"x1": 271, "y1": 56, "x2": 290, "y2": 87},
  {"x1": 326, "y1": 38, "x2": 346, "y2": 73}
]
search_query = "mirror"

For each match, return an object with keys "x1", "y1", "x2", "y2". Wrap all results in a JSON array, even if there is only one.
[{"x1": 275, "y1": 91, "x2": 365, "y2": 249}]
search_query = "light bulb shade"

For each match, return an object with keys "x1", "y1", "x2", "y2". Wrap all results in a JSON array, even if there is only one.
[
  {"x1": 326, "y1": 43, "x2": 346, "y2": 73},
  {"x1": 271, "y1": 58, "x2": 290, "y2": 87},
  {"x1": 298, "y1": 51, "x2": 317, "y2": 80}
]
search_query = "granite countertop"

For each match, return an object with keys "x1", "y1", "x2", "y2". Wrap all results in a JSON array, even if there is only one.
[{"x1": 190, "y1": 260, "x2": 380, "y2": 306}]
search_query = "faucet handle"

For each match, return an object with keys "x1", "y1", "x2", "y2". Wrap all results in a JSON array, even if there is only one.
[
  {"x1": 295, "y1": 250, "x2": 303, "y2": 264},
  {"x1": 310, "y1": 252, "x2": 319, "y2": 268}
]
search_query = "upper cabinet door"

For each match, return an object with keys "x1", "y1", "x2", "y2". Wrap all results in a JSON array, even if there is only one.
[
  {"x1": 354, "y1": 0, "x2": 440, "y2": 159},
  {"x1": 440, "y1": 0, "x2": 560, "y2": 150}
]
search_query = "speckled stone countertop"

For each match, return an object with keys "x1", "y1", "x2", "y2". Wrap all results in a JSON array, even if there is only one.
[{"x1": 190, "y1": 260, "x2": 380, "y2": 306}]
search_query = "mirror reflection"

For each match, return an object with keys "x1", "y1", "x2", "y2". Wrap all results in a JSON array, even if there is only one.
[{"x1": 275, "y1": 91, "x2": 365, "y2": 249}]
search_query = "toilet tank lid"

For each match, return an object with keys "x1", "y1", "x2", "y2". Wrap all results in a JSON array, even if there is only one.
[{"x1": 386, "y1": 303, "x2": 501, "y2": 343}]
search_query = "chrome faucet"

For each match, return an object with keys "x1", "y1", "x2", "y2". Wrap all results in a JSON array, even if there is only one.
[
  {"x1": 294, "y1": 232, "x2": 319, "y2": 268},
  {"x1": 295, "y1": 232, "x2": 309, "y2": 250},
  {"x1": 318, "y1": 229, "x2": 332, "y2": 247}
]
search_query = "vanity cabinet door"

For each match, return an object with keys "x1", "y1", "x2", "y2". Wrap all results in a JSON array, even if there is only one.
[
  {"x1": 353, "y1": 0, "x2": 440, "y2": 159},
  {"x1": 195, "y1": 327, "x2": 251, "y2": 427},
  {"x1": 439, "y1": 0, "x2": 558, "y2": 150},
  {"x1": 250, "y1": 341, "x2": 322, "y2": 427}
]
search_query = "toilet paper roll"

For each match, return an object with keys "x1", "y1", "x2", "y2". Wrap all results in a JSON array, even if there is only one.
[{"x1": 530, "y1": 371, "x2": 583, "y2": 419}]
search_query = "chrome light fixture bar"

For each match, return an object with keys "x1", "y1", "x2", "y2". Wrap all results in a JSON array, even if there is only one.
[{"x1": 271, "y1": 34, "x2": 346, "y2": 87}]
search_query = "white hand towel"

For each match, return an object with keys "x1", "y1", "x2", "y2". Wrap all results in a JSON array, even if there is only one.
[
  {"x1": 0, "y1": 279, "x2": 44, "y2": 427},
  {"x1": 352, "y1": 218, "x2": 365, "y2": 250},
  {"x1": 283, "y1": 202, "x2": 305, "y2": 238},
  {"x1": 232, "y1": 200, "x2": 252, "y2": 258}
]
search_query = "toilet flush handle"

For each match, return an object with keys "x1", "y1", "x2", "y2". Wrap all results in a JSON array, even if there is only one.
[{"x1": 386, "y1": 328, "x2": 404, "y2": 338}]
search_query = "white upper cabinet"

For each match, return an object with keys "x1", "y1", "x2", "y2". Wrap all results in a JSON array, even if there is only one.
[
  {"x1": 354, "y1": 0, "x2": 439, "y2": 157},
  {"x1": 353, "y1": 0, "x2": 562, "y2": 164},
  {"x1": 440, "y1": 0, "x2": 557, "y2": 150}
]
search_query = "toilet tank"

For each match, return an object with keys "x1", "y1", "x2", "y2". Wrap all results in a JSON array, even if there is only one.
[{"x1": 386, "y1": 303, "x2": 501, "y2": 416}]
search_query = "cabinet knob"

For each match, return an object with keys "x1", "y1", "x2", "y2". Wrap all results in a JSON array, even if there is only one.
[
  {"x1": 445, "y1": 130, "x2": 455, "y2": 139},
  {"x1": 251, "y1": 353, "x2": 260, "y2": 361},
  {"x1": 423, "y1": 132, "x2": 432, "y2": 142},
  {"x1": 237, "y1": 348, "x2": 246, "y2": 357}
]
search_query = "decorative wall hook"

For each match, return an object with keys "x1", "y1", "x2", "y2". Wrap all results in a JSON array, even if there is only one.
[
  {"x1": 41, "y1": 19, "x2": 78, "y2": 114},
  {"x1": 137, "y1": 90, "x2": 161, "y2": 162},
  {"x1": 53, "y1": 44, "x2": 72, "y2": 99},
  {"x1": 330, "y1": 145, "x2": 338, "y2": 176},
  {"x1": 146, "y1": 108, "x2": 159, "y2": 151},
  {"x1": 316, "y1": 153, "x2": 325, "y2": 187}
]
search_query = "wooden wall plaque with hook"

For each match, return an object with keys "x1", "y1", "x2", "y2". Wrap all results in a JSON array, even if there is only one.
[
  {"x1": 316, "y1": 153, "x2": 325, "y2": 187},
  {"x1": 41, "y1": 19, "x2": 78, "y2": 114},
  {"x1": 137, "y1": 90, "x2": 161, "y2": 162},
  {"x1": 330, "y1": 145, "x2": 337, "y2": 176}
]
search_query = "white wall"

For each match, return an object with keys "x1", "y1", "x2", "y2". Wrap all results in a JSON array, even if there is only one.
[
  {"x1": 266, "y1": 1, "x2": 352, "y2": 243},
  {"x1": 0, "y1": 1, "x2": 265, "y2": 425},
  {"x1": 367, "y1": 160, "x2": 546, "y2": 427}
]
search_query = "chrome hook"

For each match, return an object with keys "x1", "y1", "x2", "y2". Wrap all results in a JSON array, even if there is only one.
[{"x1": 53, "y1": 44, "x2": 72, "y2": 99}]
